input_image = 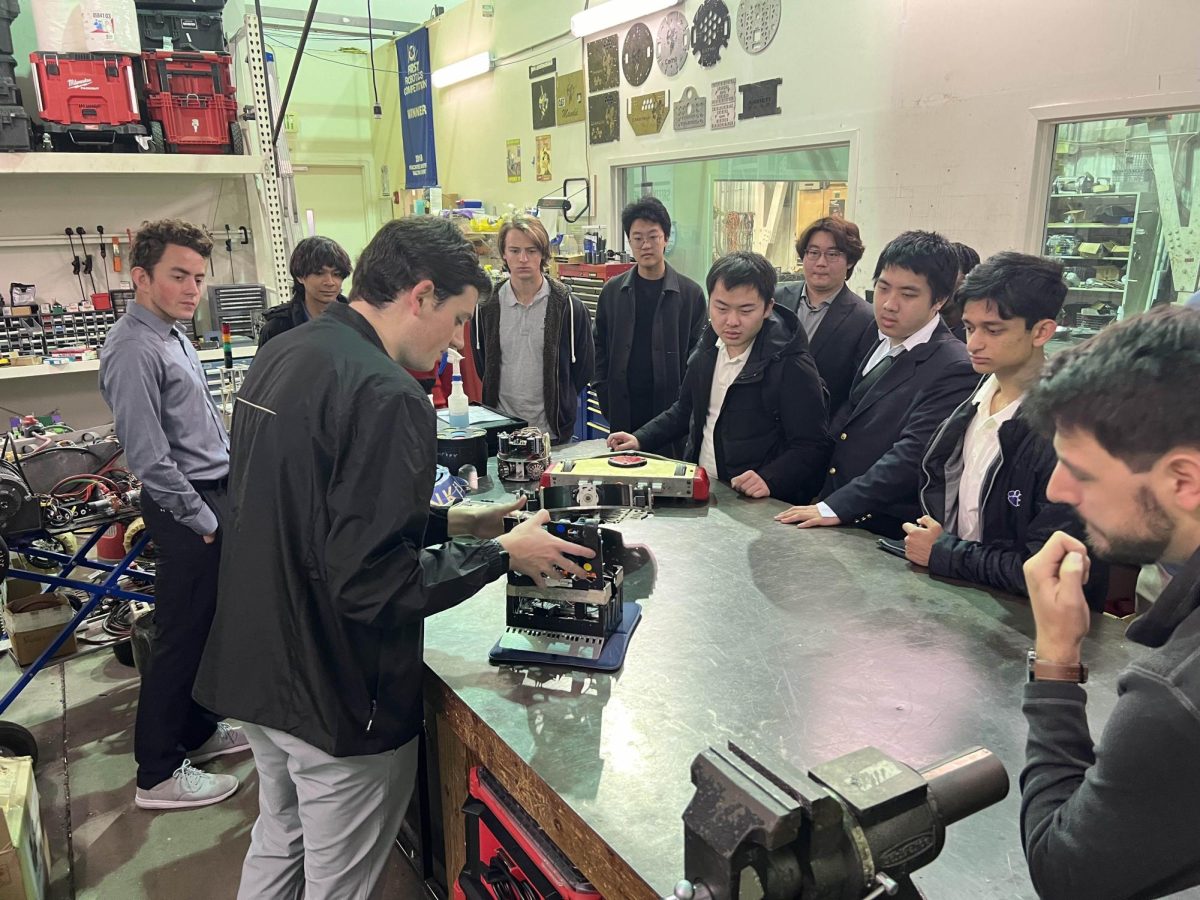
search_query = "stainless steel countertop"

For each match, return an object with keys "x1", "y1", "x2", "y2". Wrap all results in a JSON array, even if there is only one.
[{"x1": 424, "y1": 441, "x2": 1143, "y2": 898}]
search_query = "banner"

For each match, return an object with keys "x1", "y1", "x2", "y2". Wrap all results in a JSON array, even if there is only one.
[{"x1": 396, "y1": 28, "x2": 438, "y2": 189}]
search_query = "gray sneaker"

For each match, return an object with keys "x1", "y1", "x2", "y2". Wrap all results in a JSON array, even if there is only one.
[
  {"x1": 135, "y1": 760, "x2": 239, "y2": 810},
  {"x1": 189, "y1": 723, "x2": 252, "y2": 764}
]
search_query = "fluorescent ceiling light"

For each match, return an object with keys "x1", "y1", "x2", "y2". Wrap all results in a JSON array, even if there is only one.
[
  {"x1": 570, "y1": 0, "x2": 683, "y2": 38},
  {"x1": 431, "y1": 52, "x2": 493, "y2": 88}
]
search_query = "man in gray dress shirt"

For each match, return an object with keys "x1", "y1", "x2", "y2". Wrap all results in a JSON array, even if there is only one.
[{"x1": 99, "y1": 219, "x2": 250, "y2": 811}]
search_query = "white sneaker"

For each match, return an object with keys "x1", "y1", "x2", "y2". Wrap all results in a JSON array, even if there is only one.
[
  {"x1": 135, "y1": 760, "x2": 239, "y2": 810},
  {"x1": 189, "y1": 723, "x2": 252, "y2": 764}
]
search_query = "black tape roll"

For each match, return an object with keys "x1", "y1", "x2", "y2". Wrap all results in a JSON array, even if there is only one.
[{"x1": 436, "y1": 426, "x2": 488, "y2": 476}]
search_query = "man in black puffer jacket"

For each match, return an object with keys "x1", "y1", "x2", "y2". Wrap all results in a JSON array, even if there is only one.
[
  {"x1": 903, "y1": 252, "x2": 1107, "y2": 608},
  {"x1": 607, "y1": 251, "x2": 831, "y2": 504}
]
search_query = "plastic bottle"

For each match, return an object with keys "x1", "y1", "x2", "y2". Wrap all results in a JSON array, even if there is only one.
[{"x1": 447, "y1": 349, "x2": 470, "y2": 428}]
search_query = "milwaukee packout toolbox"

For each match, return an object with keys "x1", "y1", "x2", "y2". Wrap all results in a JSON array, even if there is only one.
[
  {"x1": 454, "y1": 767, "x2": 602, "y2": 900},
  {"x1": 29, "y1": 52, "x2": 146, "y2": 148},
  {"x1": 142, "y1": 49, "x2": 233, "y2": 98},
  {"x1": 142, "y1": 49, "x2": 239, "y2": 153}
]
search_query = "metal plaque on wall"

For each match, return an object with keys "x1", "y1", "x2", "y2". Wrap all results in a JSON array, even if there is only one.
[
  {"x1": 531, "y1": 77, "x2": 556, "y2": 129},
  {"x1": 586, "y1": 35, "x2": 619, "y2": 92},
  {"x1": 621, "y1": 22, "x2": 654, "y2": 87},
  {"x1": 627, "y1": 90, "x2": 670, "y2": 136},
  {"x1": 656, "y1": 11, "x2": 689, "y2": 77},
  {"x1": 555, "y1": 70, "x2": 585, "y2": 124},
  {"x1": 673, "y1": 86, "x2": 706, "y2": 130},
  {"x1": 691, "y1": 0, "x2": 732, "y2": 68},
  {"x1": 711, "y1": 78, "x2": 737, "y2": 129},
  {"x1": 588, "y1": 90, "x2": 620, "y2": 144},
  {"x1": 738, "y1": 77, "x2": 782, "y2": 119},
  {"x1": 737, "y1": 0, "x2": 781, "y2": 54},
  {"x1": 529, "y1": 59, "x2": 556, "y2": 79}
]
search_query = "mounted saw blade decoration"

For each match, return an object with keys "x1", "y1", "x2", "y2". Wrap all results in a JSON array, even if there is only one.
[{"x1": 627, "y1": 90, "x2": 670, "y2": 136}]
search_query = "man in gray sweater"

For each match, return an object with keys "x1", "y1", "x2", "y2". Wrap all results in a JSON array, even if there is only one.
[{"x1": 1019, "y1": 304, "x2": 1200, "y2": 899}]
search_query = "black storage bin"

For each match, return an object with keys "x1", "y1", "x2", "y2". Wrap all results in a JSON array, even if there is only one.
[
  {"x1": 0, "y1": 105, "x2": 31, "y2": 151},
  {"x1": 0, "y1": 76, "x2": 17, "y2": 107},
  {"x1": 0, "y1": 54, "x2": 14, "y2": 84},
  {"x1": 135, "y1": 0, "x2": 226, "y2": 11},
  {"x1": 137, "y1": 10, "x2": 225, "y2": 52},
  {"x1": 0, "y1": 21, "x2": 12, "y2": 58}
]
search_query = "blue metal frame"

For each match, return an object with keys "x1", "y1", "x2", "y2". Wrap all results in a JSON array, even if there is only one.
[{"x1": 1, "y1": 526, "x2": 154, "y2": 716}]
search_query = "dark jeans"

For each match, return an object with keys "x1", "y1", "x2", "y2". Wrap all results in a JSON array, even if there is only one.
[{"x1": 134, "y1": 482, "x2": 228, "y2": 789}]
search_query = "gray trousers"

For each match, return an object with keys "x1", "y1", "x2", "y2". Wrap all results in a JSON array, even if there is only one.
[{"x1": 237, "y1": 723, "x2": 419, "y2": 900}]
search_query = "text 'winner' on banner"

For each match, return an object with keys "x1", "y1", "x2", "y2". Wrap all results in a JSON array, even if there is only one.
[{"x1": 396, "y1": 28, "x2": 439, "y2": 189}]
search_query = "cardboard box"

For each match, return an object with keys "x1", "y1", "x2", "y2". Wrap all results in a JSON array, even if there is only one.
[
  {"x1": 0, "y1": 757, "x2": 49, "y2": 900},
  {"x1": 0, "y1": 581, "x2": 76, "y2": 668},
  {"x1": 1078, "y1": 241, "x2": 1115, "y2": 258}
]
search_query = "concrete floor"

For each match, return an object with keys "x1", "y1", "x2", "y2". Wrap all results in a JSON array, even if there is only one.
[{"x1": 4, "y1": 645, "x2": 429, "y2": 899}]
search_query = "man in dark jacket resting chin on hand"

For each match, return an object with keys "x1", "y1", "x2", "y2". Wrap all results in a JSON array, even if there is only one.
[
  {"x1": 1017, "y1": 306, "x2": 1200, "y2": 900},
  {"x1": 606, "y1": 251, "x2": 831, "y2": 504},
  {"x1": 193, "y1": 217, "x2": 592, "y2": 900}
]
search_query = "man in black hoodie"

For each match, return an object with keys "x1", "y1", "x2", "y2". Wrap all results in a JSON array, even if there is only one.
[
  {"x1": 903, "y1": 252, "x2": 1106, "y2": 608},
  {"x1": 606, "y1": 251, "x2": 831, "y2": 504},
  {"x1": 257, "y1": 236, "x2": 352, "y2": 346},
  {"x1": 1018, "y1": 305, "x2": 1200, "y2": 899}
]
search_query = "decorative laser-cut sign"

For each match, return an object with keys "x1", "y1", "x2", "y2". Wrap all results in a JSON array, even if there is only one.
[
  {"x1": 736, "y1": 0, "x2": 781, "y2": 54},
  {"x1": 531, "y1": 77, "x2": 556, "y2": 129},
  {"x1": 621, "y1": 22, "x2": 654, "y2": 87},
  {"x1": 555, "y1": 70, "x2": 585, "y2": 124},
  {"x1": 711, "y1": 77, "x2": 737, "y2": 129},
  {"x1": 627, "y1": 90, "x2": 670, "y2": 136},
  {"x1": 529, "y1": 58, "x2": 556, "y2": 79},
  {"x1": 656, "y1": 11, "x2": 689, "y2": 77},
  {"x1": 738, "y1": 77, "x2": 782, "y2": 120},
  {"x1": 691, "y1": 0, "x2": 732, "y2": 68},
  {"x1": 673, "y1": 85, "x2": 706, "y2": 130},
  {"x1": 586, "y1": 34, "x2": 619, "y2": 92},
  {"x1": 588, "y1": 90, "x2": 620, "y2": 144}
]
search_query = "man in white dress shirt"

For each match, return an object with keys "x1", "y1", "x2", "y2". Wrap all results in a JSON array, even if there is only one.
[{"x1": 902, "y1": 251, "x2": 1107, "y2": 607}]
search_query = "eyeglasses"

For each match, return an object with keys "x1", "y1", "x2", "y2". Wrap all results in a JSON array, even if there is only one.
[
  {"x1": 803, "y1": 247, "x2": 845, "y2": 262},
  {"x1": 629, "y1": 233, "x2": 664, "y2": 247},
  {"x1": 503, "y1": 246, "x2": 542, "y2": 258}
]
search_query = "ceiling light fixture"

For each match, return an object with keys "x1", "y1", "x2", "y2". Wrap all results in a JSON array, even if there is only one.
[
  {"x1": 570, "y1": 0, "x2": 683, "y2": 38},
  {"x1": 430, "y1": 51, "x2": 493, "y2": 88}
]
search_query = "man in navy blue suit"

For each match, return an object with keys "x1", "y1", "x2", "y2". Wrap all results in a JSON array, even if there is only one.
[{"x1": 776, "y1": 230, "x2": 978, "y2": 538}]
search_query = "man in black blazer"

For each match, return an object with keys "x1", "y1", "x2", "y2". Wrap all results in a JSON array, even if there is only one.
[
  {"x1": 776, "y1": 231, "x2": 979, "y2": 538},
  {"x1": 774, "y1": 216, "x2": 878, "y2": 419}
]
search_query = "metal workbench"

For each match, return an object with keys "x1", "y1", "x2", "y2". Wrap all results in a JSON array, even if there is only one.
[{"x1": 422, "y1": 442, "x2": 1143, "y2": 899}]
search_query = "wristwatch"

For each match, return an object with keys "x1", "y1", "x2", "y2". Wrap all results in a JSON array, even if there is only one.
[{"x1": 1027, "y1": 649, "x2": 1088, "y2": 684}]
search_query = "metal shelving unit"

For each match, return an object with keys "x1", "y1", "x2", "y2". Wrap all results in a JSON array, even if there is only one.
[
  {"x1": 0, "y1": 12, "x2": 290, "y2": 367},
  {"x1": 1042, "y1": 191, "x2": 1141, "y2": 328}
]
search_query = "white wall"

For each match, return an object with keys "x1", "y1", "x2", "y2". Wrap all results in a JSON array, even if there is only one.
[{"x1": 425, "y1": 0, "x2": 1200, "y2": 294}]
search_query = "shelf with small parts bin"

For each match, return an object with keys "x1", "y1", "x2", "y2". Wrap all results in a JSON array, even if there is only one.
[{"x1": 1042, "y1": 190, "x2": 1141, "y2": 315}]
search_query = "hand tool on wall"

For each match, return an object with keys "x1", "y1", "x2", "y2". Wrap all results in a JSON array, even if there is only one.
[
  {"x1": 224, "y1": 225, "x2": 235, "y2": 280},
  {"x1": 111, "y1": 236, "x2": 122, "y2": 274},
  {"x1": 77, "y1": 227, "x2": 98, "y2": 295},
  {"x1": 64, "y1": 227, "x2": 87, "y2": 302},
  {"x1": 95, "y1": 227, "x2": 112, "y2": 293},
  {"x1": 239, "y1": 225, "x2": 249, "y2": 246}
]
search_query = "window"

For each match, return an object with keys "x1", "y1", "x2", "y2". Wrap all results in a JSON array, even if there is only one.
[
  {"x1": 1041, "y1": 112, "x2": 1199, "y2": 337},
  {"x1": 618, "y1": 144, "x2": 851, "y2": 280}
]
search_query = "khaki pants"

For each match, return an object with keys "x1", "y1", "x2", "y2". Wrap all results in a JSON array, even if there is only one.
[{"x1": 237, "y1": 723, "x2": 418, "y2": 900}]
